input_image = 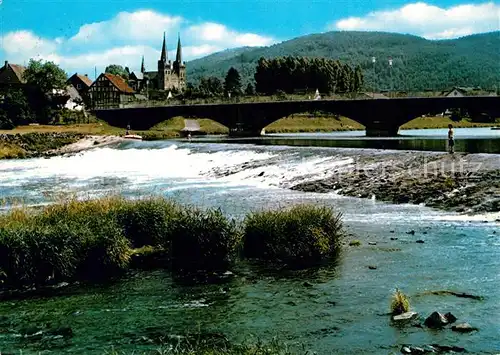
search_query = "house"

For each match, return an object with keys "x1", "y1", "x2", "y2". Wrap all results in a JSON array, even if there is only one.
[
  {"x1": 129, "y1": 33, "x2": 186, "y2": 93},
  {"x1": 359, "y1": 92, "x2": 389, "y2": 99},
  {"x1": 88, "y1": 73, "x2": 136, "y2": 109},
  {"x1": 67, "y1": 73, "x2": 93, "y2": 94},
  {"x1": 0, "y1": 61, "x2": 27, "y2": 87},
  {"x1": 441, "y1": 86, "x2": 482, "y2": 97},
  {"x1": 128, "y1": 71, "x2": 144, "y2": 92}
]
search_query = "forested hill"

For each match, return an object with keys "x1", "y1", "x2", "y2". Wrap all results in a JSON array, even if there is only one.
[{"x1": 186, "y1": 31, "x2": 500, "y2": 92}]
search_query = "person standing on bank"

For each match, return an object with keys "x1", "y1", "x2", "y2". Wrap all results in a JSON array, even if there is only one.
[{"x1": 448, "y1": 124, "x2": 454, "y2": 154}]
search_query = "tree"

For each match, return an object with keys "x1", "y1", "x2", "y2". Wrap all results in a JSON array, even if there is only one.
[
  {"x1": 245, "y1": 83, "x2": 255, "y2": 96},
  {"x1": 224, "y1": 67, "x2": 242, "y2": 96},
  {"x1": 105, "y1": 64, "x2": 129, "y2": 81},
  {"x1": 0, "y1": 87, "x2": 35, "y2": 128},
  {"x1": 23, "y1": 59, "x2": 68, "y2": 94},
  {"x1": 199, "y1": 77, "x2": 224, "y2": 97}
]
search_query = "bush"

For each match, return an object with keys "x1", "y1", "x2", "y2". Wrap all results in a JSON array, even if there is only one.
[
  {"x1": 171, "y1": 206, "x2": 241, "y2": 272},
  {"x1": 115, "y1": 197, "x2": 182, "y2": 248},
  {"x1": 391, "y1": 288, "x2": 410, "y2": 315},
  {"x1": 0, "y1": 218, "x2": 130, "y2": 286},
  {"x1": 0, "y1": 198, "x2": 347, "y2": 288},
  {"x1": 243, "y1": 205, "x2": 344, "y2": 264}
]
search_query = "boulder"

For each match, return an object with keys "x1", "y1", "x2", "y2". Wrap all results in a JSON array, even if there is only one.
[
  {"x1": 392, "y1": 312, "x2": 419, "y2": 322},
  {"x1": 424, "y1": 312, "x2": 449, "y2": 328},
  {"x1": 452, "y1": 323, "x2": 478, "y2": 333},
  {"x1": 444, "y1": 312, "x2": 457, "y2": 323}
]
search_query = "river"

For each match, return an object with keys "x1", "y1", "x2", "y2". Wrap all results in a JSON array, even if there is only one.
[{"x1": 0, "y1": 129, "x2": 499, "y2": 354}]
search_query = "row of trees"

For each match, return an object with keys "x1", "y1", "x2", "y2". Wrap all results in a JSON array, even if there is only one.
[
  {"x1": 254, "y1": 56, "x2": 364, "y2": 95},
  {"x1": 182, "y1": 67, "x2": 255, "y2": 99}
]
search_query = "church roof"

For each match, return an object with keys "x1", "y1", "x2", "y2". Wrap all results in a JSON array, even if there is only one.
[
  {"x1": 144, "y1": 71, "x2": 158, "y2": 80},
  {"x1": 130, "y1": 72, "x2": 144, "y2": 80},
  {"x1": 160, "y1": 32, "x2": 167, "y2": 62}
]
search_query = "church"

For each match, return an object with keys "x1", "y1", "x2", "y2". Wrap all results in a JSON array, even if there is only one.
[{"x1": 129, "y1": 33, "x2": 186, "y2": 93}]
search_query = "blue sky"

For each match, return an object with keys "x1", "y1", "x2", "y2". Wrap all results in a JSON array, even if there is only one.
[{"x1": 1, "y1": 0, "x2": 498, "y2": 78}]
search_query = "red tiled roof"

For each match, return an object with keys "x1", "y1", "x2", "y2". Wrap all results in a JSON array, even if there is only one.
[
  {"x1": 103, "y1": 73, "x2": 135, "y2": 93},
  {"x1": 76, "y1": 74, "x2": 93, "y2": 87},
  {"x1": 8, "y1": 64, "x2": 27, "y2": 83}
]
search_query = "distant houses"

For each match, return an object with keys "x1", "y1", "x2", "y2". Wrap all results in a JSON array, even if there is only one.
[{"x1": 87, "y1": 73, "x2": 136, "y2": 109}]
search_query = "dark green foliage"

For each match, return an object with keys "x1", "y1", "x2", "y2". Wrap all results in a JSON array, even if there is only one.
[
  {"x1": 105, "y1": 64, "x2": 129, "y2": 81},
  {"x1": 0, "y1": 87, "x2": 35, "y2": 128},
  {"x1": 114, "y1": 197, "x2": 182, "y2": 248},
  {"x1": 254, "y1": 56, "x2": 362, "y2": 94},
  {"x1": 23, "y1": 59, "x2": 68, "y2": 94},
  {"x1": 171, "y1": 207, "x2": 241, "y2": 272},
  {"x1": 243, "y1": 205, "x2": 344, "y2": 264},
  {"x1": 199, "y1": 77, "x2": 224, "y2": 97},
  {"x1": 0, "y1": 198, "x2": 345, "y2": 288},
  {"x1": 224, "y1": 67, "x2": 243, "y2": 96},
  {"x1": 187, "y1": 31, "x2": 500, "y2": 92},
  {"x1": 244, "y1": 83, "x2": 255, "y2": 96}
]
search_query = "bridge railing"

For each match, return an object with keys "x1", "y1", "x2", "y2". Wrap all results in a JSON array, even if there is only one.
[{"x1": 101, "y1": 91, "x2": 497, "y2": 109}]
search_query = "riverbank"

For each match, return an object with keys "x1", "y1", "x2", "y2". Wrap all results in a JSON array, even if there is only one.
[
  {"x1": 291, "y1": 150, "x2": 500, "y2": 214},
  {"x1": 0, "y1": 132, "x2": 126, "y2": 159}
]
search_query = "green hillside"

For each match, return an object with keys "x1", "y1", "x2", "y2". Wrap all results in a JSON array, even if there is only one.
[{"x1": 186, "y1": 31, "x2": 500, "y2": 92}]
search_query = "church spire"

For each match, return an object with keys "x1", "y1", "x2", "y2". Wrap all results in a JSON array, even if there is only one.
[
  {"x1": 176, "y1": 33, "x2": 182, "y2": 64},
  {"x1": 160, "y1": 32, "x2": 167, "y2": 62},
  {"x1": 141, "y1": 55, "x2": 145, "y2": 73}
]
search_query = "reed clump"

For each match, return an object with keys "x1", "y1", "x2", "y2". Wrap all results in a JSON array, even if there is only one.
[
  {"x1": 0, "y1": 198, "x2": 345, "y2": 289},
  {"x1": 390, "y1": 288, "x2": 410, "y2": 315},
  {"x1": 243, "y1": 204, "x2": 344, "y2": 264}
]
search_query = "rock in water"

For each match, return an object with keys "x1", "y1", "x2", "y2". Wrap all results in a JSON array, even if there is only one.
[
  {"x1": 424, "y1": 312, "x2": 449, "y2": 328},
  {"x1": 444, "y1": 312, "x2": 457, "y2": 323},
  {"x1": 392, "y1": 312, "x2": 419, "y2": 322},
  {"x1": 452, "y1": 323, "x2": 478, "y2": 333}
]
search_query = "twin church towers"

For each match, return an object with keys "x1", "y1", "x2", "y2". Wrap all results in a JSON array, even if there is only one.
[{"x1": 136, "y1": 32, "x2": 186, "y2": 92}]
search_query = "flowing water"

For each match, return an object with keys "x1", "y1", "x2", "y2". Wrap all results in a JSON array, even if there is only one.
[{"x1": 0, "y1": 131, "x2": 499, "y2": 354}]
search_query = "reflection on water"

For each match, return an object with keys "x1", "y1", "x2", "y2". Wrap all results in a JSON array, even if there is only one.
[{"x1": 193, "y1": 127, "x2": 500, "y2": 153}]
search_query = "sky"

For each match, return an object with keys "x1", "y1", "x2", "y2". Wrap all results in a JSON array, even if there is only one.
[{"x1": 0, "y1": 0, "x2": 498, "y2": 79}]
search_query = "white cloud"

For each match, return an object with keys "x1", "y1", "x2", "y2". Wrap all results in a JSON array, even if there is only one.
[
  {"x1": 1, "y1": 9, "x2": 276, "y2": 77},
  {"x1": 69, "y1": 10, "x2": 182, "y2": 44},
  {"x1": 330, "y1": 1, "x2": 500, "y2": 39},
  {"x1": 187, "y1": 22, "x2": 275, "y2": 47},
  {"x1": 2, "y1": 30, "x2": 59, "y2": 62}
]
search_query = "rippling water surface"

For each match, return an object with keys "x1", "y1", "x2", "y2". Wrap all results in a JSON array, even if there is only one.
[{"x1": 0, "y1": 137, "x2": 499, "y2": 354}]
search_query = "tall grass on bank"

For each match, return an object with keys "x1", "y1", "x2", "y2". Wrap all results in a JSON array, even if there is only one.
[
  {"x1": 243, "y1": 205, "x2": 344, "y2": 264},
  {"x1": 0, "y1": 197, "x2": 344, "y2": 289}
]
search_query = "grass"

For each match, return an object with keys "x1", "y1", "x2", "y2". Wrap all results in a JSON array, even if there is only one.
[
  {"x1": 0, "y1": 197, "x2": 344, "y2": 288},
  {"x1": 265, "y1": 114, "x2": 364, "y2": 133},
  {"x1": 103, "y1": 336, "x2": 303, "y2": 355},
  {"x1": 390, "y1": 288, "x2": 410, "y2": 315},
  {"x1": 0, "y1": 142, "x2": 27, "y2": 159},
  {"x1": 348, "y1": 240, "x2": 361, "y2": 246},
  {"x1": 401, "y1": 115, "x2": 499, "y2": 130},
  {"x1": 243, "y1": 205, "x2": 344, "y2": 264}
]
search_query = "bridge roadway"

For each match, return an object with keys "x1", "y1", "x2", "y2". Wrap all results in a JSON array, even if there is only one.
[{"x1": 92, "y1": 96, "x2": 500, "y2": 137}]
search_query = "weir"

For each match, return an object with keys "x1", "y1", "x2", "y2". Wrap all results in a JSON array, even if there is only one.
[{"x1": 92, "y1": 96, "x2": 500, "y2": 137}]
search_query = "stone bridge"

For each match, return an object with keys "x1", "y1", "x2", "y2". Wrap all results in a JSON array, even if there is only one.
[{"x1": 92, "y1": 96, "x2": 500, "y2": 137}]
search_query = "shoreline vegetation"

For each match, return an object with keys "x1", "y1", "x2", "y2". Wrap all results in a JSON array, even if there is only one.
[
  {"x1": 0, "y1": 114, "x2": 498, "y2": 159},
  {"x1": 0, "y1": 197, "x2": 344, "y2": 291}
]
